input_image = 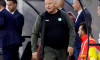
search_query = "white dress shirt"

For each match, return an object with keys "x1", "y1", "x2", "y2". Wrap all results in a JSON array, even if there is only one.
[
  {"x1": 12, "y1": 12, "x2": 15, "y2": 14},
  {"x1": 75, "y1": 9, "x2": 82, "y2": 23}
]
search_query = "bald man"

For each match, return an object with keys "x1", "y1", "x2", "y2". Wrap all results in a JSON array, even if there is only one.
[
  {"x1": 31, "y1": 0, "x2": 75, "y2": 60},
  {"x1": 56, "y1": 0, "x2": 66, "y2": 11}
]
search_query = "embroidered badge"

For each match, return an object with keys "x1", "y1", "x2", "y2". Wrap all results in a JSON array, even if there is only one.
[{"x1": 58, "y1": 18, "x2": 62, "y2": 21}]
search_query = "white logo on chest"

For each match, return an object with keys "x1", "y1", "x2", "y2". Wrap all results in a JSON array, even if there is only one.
[{"x1": 58, "y1": 18, "x2": 62, "y2": 21}]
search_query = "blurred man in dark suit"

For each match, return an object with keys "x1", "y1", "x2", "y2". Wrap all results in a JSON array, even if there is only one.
[
  {"x1": 7, "y1": 0, "x2": 24, "y2": 41},
  {"x1": 0, "y1": 0, "x2": 22, "y2": 60},
  {"x1": 72, "y1": 0, "x2": 92, "y2": 60}
]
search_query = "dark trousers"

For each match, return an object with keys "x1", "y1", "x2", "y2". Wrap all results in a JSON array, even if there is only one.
[
  {"x1": 67, "y1": 55, "x2": 75, "y2": 60},
  {"x1": 21, "y1": 42, "x2": 32, "y2": 60},
  {"x1": 44, "y1": 46, "x2": 67, "y2": 60},
  {"x1": 2, "y1": 45, "x2": 20, "y2": 60},
  {"x1": 74, "y1": 47, "x2": 80, "y2": 60}
]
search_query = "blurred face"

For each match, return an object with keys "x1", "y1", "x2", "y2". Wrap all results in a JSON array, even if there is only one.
[
  {"x1": 7, "y1": 1, "x2": 16, "y2": 12},
  {"x1": 45, "y1": 0, "x2": 56, "y2": 14},
  {"x1": 97, "y1": 6, "x2": 100, "y2": 16},
  {"x1": 72, "y1": 0, "x2": 79, "y2": 11},
  {"x1": 0, "y1": 6, "x2": 1, "y2": 11},
  {"x1": 55, "y1": 0, "x2": 59, "y2": 9},
  {"x1": 78, "y1": 26, "x2": 84, "y2": 37}
]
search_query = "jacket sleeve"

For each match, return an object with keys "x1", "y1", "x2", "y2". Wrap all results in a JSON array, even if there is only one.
[
  {"x1": 0, "y1": 12, "x2": 4, "y2": 27},
  {"x1": 16, "y1": 15, "x2": 24, "y2": 34},
  {"x1": 31, "y1": 15, "x2": 41, "y2": 53},
  {"x1": 98, "y1": 52, "x2": 100, "y2": 60},
  {"x1": 62, "y1": 11, "x2": 75, "y2": 48}
]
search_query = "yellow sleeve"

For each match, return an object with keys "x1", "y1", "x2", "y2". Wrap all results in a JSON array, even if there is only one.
[
  {"x1": 98, "y1": 52, "x2": 100, "y2": 60},
  {"x1": 89, "y1": 47, "x2": 97, "y2": 60}
]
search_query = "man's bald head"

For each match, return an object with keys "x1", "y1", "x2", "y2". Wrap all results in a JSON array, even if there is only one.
[
  {"x1": 72, "y1": 0, "x2": 82, "y2": 12},
  {"x1": 56, "y1": 0, "x2": 64, "y2": 9}
]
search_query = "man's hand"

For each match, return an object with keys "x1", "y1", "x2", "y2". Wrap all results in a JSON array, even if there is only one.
[
  {"x1": 32, "y1": 52, "x2": 38, "y2": 60},
  {"x1": 67, "y1": 47, "x2": 74, "y2": 56}
]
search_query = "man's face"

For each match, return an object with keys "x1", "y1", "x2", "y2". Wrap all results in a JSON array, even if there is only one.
[
  {"x1": 72, "y1": 0, "x2": 79, "y2": 11},
  {"x1": 45, "y1": 0, "x2": 56, "y2": 13},
  {"x1": 7, "y1": 1, "x2": 16, "y2": 12},
  {"x1": 55, "y1": 0, "x2": 60, "y2": 9},
  {"x1": 78, "y1": 26, "x2": 84, "y2": 37},
  {"x1": 97, "y1": 6, "x2": 100, "y2": 16},
  {"x1": 0, "y1": 6, "x2": 1, "y2": 11}
]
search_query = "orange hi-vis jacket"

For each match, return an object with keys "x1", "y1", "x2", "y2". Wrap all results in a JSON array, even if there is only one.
[{"x1": 78, "y1": 34, "x2": 100, "y2": 60}]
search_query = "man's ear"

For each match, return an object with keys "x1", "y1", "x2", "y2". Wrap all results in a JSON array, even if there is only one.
[
  {"x1": 82, "y1": 31, "x2": 85, "y2": 35},
  {"x1": 14, "y1": 3, "x2": 17, "y2": 7},
  {"x1": 55, "y1": 2, "x2": 58, "y2": 9}
]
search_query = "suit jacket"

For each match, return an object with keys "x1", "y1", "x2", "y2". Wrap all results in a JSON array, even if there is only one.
[
  {"x1": 74, "y1": 8, "x2": 92, "y2": 48},
  {"x1": 61, "y1": 8, "x2": 67, "y2": 12},
  {"x1": 0, "y1": 9, "x2": 22, "y2": 48},
  {"x1": 13, "y1": 10, "x2": 24, "y2": 36}
]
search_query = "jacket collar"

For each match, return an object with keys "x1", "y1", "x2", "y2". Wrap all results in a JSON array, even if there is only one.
[
  {"x1": 13, "y1": 10, "x2": 18, "y2": 15},
  {"x1": 60, "y1": 8, "x2": 66, "y2": 11},
  {"x1": 81, "y1": 34, "x2": 90, "y2": 42},
  {"x1": 78, "y1": 9, "x2": 82, "y2": 16}
]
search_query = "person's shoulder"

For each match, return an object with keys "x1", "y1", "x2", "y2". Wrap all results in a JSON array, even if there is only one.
[
  {"x1": 1, "y1": 9, "x2": 15, "y2": 21},
  {"x1": 15, "y1": 10, "x2": 24, "y2": 17},
  {"x1": 81, "y1": 8, "x2": 91, "y2": 19},
  {"x1": 61, "y1": 8, "x2": 67, "y2": 12},
  {"x1": 84, "y1": 8, "x2": 89, "y2": 12},
  {"x1": 60, "y1": 10, "x2": 67, "y2": 13},
  {"x1": 89, "y1": 37, "x2": 96, "y2": 43},
  {"x1": 39, "y1": 11, "x2": 47, "y2": 19},
  {"x1": 40, "y1": 11, "x2": 46, "y2": 16},
  {"x1": 82, "y1": 8, "x2": 91, "y2": 15},
  {"x1": 60, "y1": 10, "x2": 69, "y2": 16},
  {"x1": 2, "y1": 9, "x2": 10, "y2": 14},
  {"x1": 2, "y1": 9, "x2": 13, "y2": 17}
]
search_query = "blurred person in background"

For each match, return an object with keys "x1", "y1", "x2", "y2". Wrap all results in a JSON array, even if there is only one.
[
  {"x1": 56, "y1": 0, "x2": 66, "y2": 11},
  {"x1": 7, "y1": 0, "x2": 24, "y2": 42},
  {"x1": 97, "y1": 4, "x2": 100, "y2": 17},
  {"x1": 72, "y1": 0, "x2": 92, "y2": 60},
  {"x1": 0, "y1": 0, "x2": 21, "y2": 60},
  {"x1": 78, "y1": 22, "x2": 100, "y2": 60}
]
